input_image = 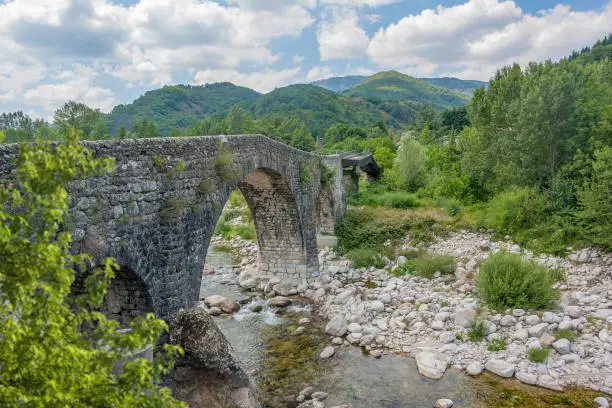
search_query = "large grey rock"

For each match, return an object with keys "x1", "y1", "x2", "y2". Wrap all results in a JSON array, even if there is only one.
[
  {"x1": 268, "y1": 296, "x2": 292, "y2": 307},
  {"x1": 325, "y1": 315, "x2": 348, "y2": 337},
  {"x1": 595, "y1": 397, "x2": 610, "y2": 408},
  {"x1": 552, "y1": 338, "x2": 571, "y2": 355},
  {"x1": 454, "y1": 308, "x2": 476, "y2": 328},
  {"x1": 205, "y1": 294, "x2": 228, "y2": 308},
  {"x1": 466, "y1": 361, "x2": 483, "y2": 376},
  {"x1": 528, "y1": 323, "x2": 549, "y2": 338},
  {"x1": 415, "y1": 351, "x2": 448, "y2": 380},
  {"x1": 485, "y1": 359, "x2": 515, "y2": 378},
  {"x1": 170, "y1": 308, "x2": 260, "y2": 408}
]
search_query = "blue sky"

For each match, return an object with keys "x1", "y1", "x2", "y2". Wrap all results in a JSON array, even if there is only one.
[{"x1": 0, "y1": 0, "x2": 610, "y2": 120}]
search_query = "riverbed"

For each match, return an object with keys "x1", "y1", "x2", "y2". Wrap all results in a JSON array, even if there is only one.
[{"x1": 201, "y1": 246, "x2": 604, "y2": 408}]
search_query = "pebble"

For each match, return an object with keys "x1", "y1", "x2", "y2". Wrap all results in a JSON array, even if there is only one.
[
  {"x1": 434, "y1": 398, "x2": 453, "y2": 408},
  {"x1": 466, "y1": 361, "x2": 483, "y2": 376},
  {"x1": 320, "y1": 346, "x2": 335, "y2": 359},
  {"x1": 268, "y1": 296, "x2": 292, "y2": 307}
]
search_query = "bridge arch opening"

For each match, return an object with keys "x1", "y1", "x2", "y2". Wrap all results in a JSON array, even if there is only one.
[
  {"x1": 206, "y1": 167, "x2": 308, "y2": 279},
  {"x1": 101, "y1": 266, "x2": 154, "y2": 328}
]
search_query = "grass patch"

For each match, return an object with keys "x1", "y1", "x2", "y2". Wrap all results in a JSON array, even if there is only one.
[
  {"x1": 168, "y1": 159, "x2": 188, "y2": 178},
  {"x1": 216, "y1": 143, "x2": 239, "y2": 182},
  {"x1": 487, "y1": 337, "x2": 507, "y2": 351},
  {"x1": 196, "y1": 178, "x2": 215, "y2": 194},
  {"x1": 346, "y1": 247, "x2": 386, "y2": 268},
  {"x1": 299, "y1": 161, "x2": 313, "y2": 183},
  {"x1": 476, "y1": 251, "x2": 560, "y2": 310},
  {"x1": 152, "y1": 152, "x2": 168, "y2": 171},
  {"x1": 554, "y1": 328, "x2": 578, "y2": 342},
  {"x1": 468, "y1": 319, "x2": 486, "y2": 342},
  {"x1": 528, "y1": 348, "x2": 551, "y2": 363},
  {"x1": 364, "y1": 281, "x2": 377, "y2": 289},
  {"x1": 350, "y1": 183, "x2": 421, "y2": 209},
  {"x1": 393, "y1": 253, "x2": 456, "y2": 278},
  {"x1": 159, "y1": 197, "x2": 190, "y2": 219},
  {"x1": 320, "y1": 164, "x2": 335, "y2": 188}
]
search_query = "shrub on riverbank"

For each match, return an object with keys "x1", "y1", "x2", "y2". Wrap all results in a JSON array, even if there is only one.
[
  {"x1": 393, "y1": 253, "x2": 456, "y2": 278},
  {"x1": 335, "y1": 207, "x2": 448, "y2": 267},
  {"x1": 350, "y1": 183, "x2": 421, "y2": 209},
  {"x1": 476, "y1": 251, "x2": 560, "y2": 310}
]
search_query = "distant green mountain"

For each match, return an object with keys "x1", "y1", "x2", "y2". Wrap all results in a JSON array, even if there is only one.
[
  {"x1": 238, "y1": 84, "x2": 404, "y2": 138},
  {"x1": 311, "y1": 75, "x2": 367, "y2": 92},
  {"x1": 105, "y1": 83, "x2": 260, "y2": 135},
  {"x1": 340, "y1": 71, "x2": 468, "y2": 110},
  {"x1": 420, "y1": 77, "x2": 487, "y2": 93}
]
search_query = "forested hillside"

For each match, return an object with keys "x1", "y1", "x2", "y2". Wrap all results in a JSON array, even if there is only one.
[
  {"x1": 420, "y1": 77, "x2": 487, "y2": 94},
  {"x1": 237, "y1": 84, "x2": 394, "y2": 138},
  {"x1": 310, "y1": 75, "x2": 367, "y2": 92},
  {"x1": 105, "y1": 83, "x2": 260, "y2": 135},
  {"x1": 340, "y1": 71, "x2": 469, "y2": 110}
]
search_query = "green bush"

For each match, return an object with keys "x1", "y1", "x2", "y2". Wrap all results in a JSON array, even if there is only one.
[
  {"x1": 351, "y1": 183, "x2": 421, "y2": 209},
  {"x1": 336, "y1": 207, "x2": 438, "y2": 254},
  {"x1": 436, "y1": 196, "x2": 463, "y2": 217},
  {"x1": 394, "y1": 253, "x2": 455, "y2": 278},
  {"x1": 528, "y1": 348, "x2": 551, "y2": 363},
  {"x1": 476, "y1": 251, "x2": 560, "y2": 310},
  {"x1": 346, "y1": 247, "x2": 386, "y2": 268},
  {"x1": 476, "y1": 187, "x2": 548, "y2": 234},
  {"x1": 235, "y1": 224, "x2": 256, "y2": 241}
]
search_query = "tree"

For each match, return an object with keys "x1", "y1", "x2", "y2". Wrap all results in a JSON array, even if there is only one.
[
  {"x1": 578, "y1": 146, "x2": 612, "y2": 248},
  {"x1": 117, "y1": 125, "x2": 128, "y2": 139},
  {"x1": 53, "y1": 101, "x2": 106, "y2": 138},
  {"x1": 419, "y1": 124, "x2": 435, "y2": 145},
  {"x1": 226, "y1": 106, "x2": 254, "y2": 134},
  {"x1": 394, "y1": 139, "x2": 427, "y2": 192},
  {"x1": 0, "y1": 130, "x2": 184, "y2": 407},
  {"x1": 131, "y1": 118, "x2": 160, "y2": 139}
]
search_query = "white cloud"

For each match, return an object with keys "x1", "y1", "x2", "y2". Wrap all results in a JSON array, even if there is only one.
[
  {"x1": 317, "y1": 8, "x2": 370, "y2": 60},
  {"x1": 306, "y1": 66, "x2": 333, "y2": 82},
  {"x1": 24, "y1": 65, "x2": 115, "y2": 113},
  {"x1": 0, "y1": 0, "x2": 316, "y2": 115},
  {"x1": 368, "y1": 0, "x2": 612, "y2": 79},
  {"x1": 363, "y1": 13, "x2": 382, "y2": 24},
  {"x1": 320, "y1": 0, "x2": 402, "y2": 7},
  {"x1": 193, "y1": 67, "x2": 302, "y2": 93},
  {"x1": 293, "y1": 54, "x2": 306, "y2": 64}
]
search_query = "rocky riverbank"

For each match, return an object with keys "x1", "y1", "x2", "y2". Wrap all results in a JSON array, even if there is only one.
[{"x1": 222, "y1": 230, "x2": 612, "y2": 405}]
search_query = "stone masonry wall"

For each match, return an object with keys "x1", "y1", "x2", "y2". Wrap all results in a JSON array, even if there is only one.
[{"x1": 0, "y1": 135, "x2": 346, "y2": 321}]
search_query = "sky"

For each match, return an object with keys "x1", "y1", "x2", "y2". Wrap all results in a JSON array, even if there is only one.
[{"x1": 0, "y1": 0, "x2": 610, "y2": 120}]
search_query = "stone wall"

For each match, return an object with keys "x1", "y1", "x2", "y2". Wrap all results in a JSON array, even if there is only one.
[{"x1": 0, "y1": 135, "x2": 346, "y2": 321}]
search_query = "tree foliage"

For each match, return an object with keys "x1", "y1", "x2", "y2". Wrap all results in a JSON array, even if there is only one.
[{"x1": 0, "y1": 130, "x2": 184, "y2": 407}]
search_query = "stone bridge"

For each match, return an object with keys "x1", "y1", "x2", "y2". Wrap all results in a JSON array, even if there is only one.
[{"x1": 0, "y1": 135, "x2": 358, "y2": 321}]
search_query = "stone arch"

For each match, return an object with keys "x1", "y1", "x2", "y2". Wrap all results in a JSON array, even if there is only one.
[
  {"x1": 234, "y1": 167, "x2": 308, "y2": 278},
  {"x1": 101, "y1": 266, "x2": 154, "y2": 328}
]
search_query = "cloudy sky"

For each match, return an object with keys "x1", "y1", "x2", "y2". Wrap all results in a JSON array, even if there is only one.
[{"x1": 0, "y1": 0, "x2": 610, "y2": 119}]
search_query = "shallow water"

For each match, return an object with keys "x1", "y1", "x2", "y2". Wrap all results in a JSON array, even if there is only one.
[{"x1": 201, "y1": 246, "x2": 602, "y2": 408}]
